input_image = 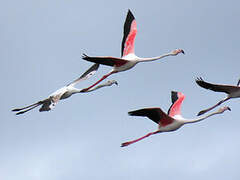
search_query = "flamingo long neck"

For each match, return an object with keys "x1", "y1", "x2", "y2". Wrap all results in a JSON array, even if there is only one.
[
  {"x1": 183, "y1": 110, "x2": 222, "y2": 124},
  {"x1": 138, "y1": 52, "x2": 173, "y2": 62},
  {"x1": 82, "y1": 83, "x2": 110, "y2": 93}
]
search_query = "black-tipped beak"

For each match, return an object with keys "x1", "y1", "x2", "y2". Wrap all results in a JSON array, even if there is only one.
[
  {"x1": 181, "y1": 50, "x2": 185, "y2": 54},
  {"x1": 227, "y1": 107, "x2": 231, "y2": 111},
  {"x1": 115, "y1": 82, "x2": 118, "y2": 86}
]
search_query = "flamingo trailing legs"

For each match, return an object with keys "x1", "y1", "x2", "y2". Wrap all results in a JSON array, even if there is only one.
[
  {"x1": 80, "y1": 10, "x2": 184, "y2": 92},
  {"x1": 121, "y1": 91, "x2": 230, "y2": 147}
]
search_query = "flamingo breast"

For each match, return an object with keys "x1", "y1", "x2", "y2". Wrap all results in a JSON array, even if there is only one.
[
  {"x1": 113, "y1": 59, "x2": 137, "y2": 72},
  {"x1": 60, "y1": 87, "x2": 77, "y2": 99},
  {"x1": 49, "y1": 86, "x2": 70, "y2": 100},
  {"x1": 122, "y1": 53, "x2": 139, "y2": 60},
  {"x1": 61, "y1": 91, "x2": 73, "y2": 99},
  {"x1": 159, "y1": 120, "x2": 183, "y2": 132}
]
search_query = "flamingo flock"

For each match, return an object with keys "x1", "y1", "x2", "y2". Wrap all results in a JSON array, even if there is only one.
[{"x1": 12, "y1": 10, "x2": 234, "y2": 147}]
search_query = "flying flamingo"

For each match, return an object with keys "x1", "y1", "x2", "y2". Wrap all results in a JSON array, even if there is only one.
[
  {"x1": 12, "y1": 64, "x2": 118, "y2": 115},
  {"x1": 121, "y1": 91, "x2": 230, "y2": 147},
  {"x1": 80, "y1": 10, "x2": 184, "y2": 92},
  {"x1": 196, "y1": 77, "x2": 240, "y2": 116}
]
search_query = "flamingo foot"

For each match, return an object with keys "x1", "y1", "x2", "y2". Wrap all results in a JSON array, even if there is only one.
[
  {"x1": 197, "y1": 110, "x2": 207, "y2": 116},
  {"x1": 12, "y1": 108, "x2": 21, "y2": 111},
  {"x1": 121, "y1": 141, "x2": 132, "y2": 147}
]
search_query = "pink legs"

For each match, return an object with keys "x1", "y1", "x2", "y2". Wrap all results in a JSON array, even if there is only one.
[
  {"x1": 80, "y1": 71, "x2": 115, "y2": 92},
  {"x1": 121, "y1": 130, "x2": 160, "y2": 147}
]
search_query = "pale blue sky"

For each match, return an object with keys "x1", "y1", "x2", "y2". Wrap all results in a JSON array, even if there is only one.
[{"x1": 1, "y1": 0, "x2": 240, "y2": 179}]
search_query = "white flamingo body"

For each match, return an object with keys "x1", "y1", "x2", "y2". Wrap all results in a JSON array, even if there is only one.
[
  {"x1": 49, "y1": 86, "x2": 69, "y2": 99},
  {"x1": 121, "y1": 91, "x2": 230, "y2": 147},
  {"x1": 122, "y1": 53, "x2": 139, "y2": 61},
  {"x1": 158, "y1": 119, "x2": 184, "y2": 132},
  {"x1": 12, "y1": 64, "x2": 118, "y2": 115},
  {"x1": 81, "y1": 10, "x2": 184, "y2": 92},
  {"x1": 51, "y1": 86, "x2": 82, "y2": 100},
  {"x1": 37, "y1": 84, "x2": 87, "y2": 110},
  {"x1": 113, "y1": 59, "x2": 137, "y2": 72}
]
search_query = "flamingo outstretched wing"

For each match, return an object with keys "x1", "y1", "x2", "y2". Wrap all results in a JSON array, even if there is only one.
[
  {"x1": 196, "y1": 77, "x2": 239, "y2": 94},
  {"x1": 121, "y1": 9, "x2": 137, "y2": 57},
  {"x1": 82, "y1": 54, "x2": 128, "y2": 67},
  {"x1": 128, "y1": 107, "x2": 173, "y2": 126},
  {"x1": 167, "y1": 91, "x2": 185, "y2": 117},
  {"x1": 68, "y1": 63, "x2": 99, "y2": 87}
]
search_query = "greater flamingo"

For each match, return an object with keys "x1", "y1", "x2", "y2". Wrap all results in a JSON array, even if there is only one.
[
  {"x1": 12, "y1": 64, "x2": 118, "y2": 115},
  {"x1": 80, "y1": 10, "x2": 184, "y2": 92},
  {"x1": 121, "y1": 91, "x2": 230, "y2": 147},
  {"x1": 196, "y1": 77, "x2": 240, "y2": 116}
]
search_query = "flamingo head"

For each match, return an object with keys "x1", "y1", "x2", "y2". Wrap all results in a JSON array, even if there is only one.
[
  {"x1": 106, "y1": 80, "x2": 118, "y2": 86},
  {"x1": 171, "y1": 49, "x2": 185, "y2": 55},
  {"x1": 218, "y1": 106, "x2": 231, "y2": 113}
]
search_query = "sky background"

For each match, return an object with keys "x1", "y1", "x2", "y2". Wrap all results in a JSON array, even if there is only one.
[{"x1": 1, "y1": 0, "x2": 240, "y2": 179}]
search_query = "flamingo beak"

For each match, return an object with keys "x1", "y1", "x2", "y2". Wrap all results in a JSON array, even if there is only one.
[
  {"x1": 227, "y1": 107, "x2": 231, "y2": 111},
  {"x1": 114, "y1": 81, "x2": 118, "y2": 86},
  {"x1": 181, "y1": 49, "x2": 185, "y2": 54}
]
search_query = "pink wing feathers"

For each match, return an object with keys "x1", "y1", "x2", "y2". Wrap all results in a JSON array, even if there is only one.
[
  {"x1": 121, "y1": 9, "x2": 137, "y2": 57},
  {"x1": 167, "y1": 91, "x2": 185, "y2": 117}
]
